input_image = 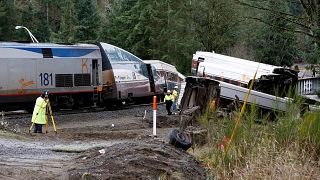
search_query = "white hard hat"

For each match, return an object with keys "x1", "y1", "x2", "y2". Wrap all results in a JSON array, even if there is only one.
[
  {"x1": 174, "y1": 85, "x2": 178, "y2": 89},
  {"x1": 167, "y1": 90, "x2": 171, "y2": 93}
]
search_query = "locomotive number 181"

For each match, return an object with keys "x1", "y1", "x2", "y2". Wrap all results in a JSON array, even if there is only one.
[{"x1": 39, "y1": 73, "x2": 53, "y2": 86}]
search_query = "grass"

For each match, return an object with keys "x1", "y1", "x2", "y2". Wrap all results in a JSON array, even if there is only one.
[{"x1": 192, "y1": 99, "x2": 320, "y2": 179}]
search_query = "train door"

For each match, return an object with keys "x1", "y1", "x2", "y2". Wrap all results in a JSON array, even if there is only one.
[
  {"x1": 0, "y1": 61, "x2": 7, "y2": 95},
  {"x1": 191, "y1": 57, "x2": 204, "y2": 76},
  {"x1": 146, "y1": 64, "x2": 156, "y2": 93},
  {"x1": 198, "y1": 65, "x2": 205, "y2": 77},
  {"x1": 92, "y1": 59, "x2": 99, "y2": 86}
]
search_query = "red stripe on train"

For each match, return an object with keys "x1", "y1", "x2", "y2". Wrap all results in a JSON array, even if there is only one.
[{"x1": 0, "y1": 90, "x2": 95, "y2": 96}]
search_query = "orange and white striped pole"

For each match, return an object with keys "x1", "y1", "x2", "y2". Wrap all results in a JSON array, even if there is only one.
[{"x1": 153, "y1": 96, "x2": 157, "y2": 136}]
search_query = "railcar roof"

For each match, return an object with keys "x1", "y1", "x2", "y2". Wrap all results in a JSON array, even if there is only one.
[
  {"x1": 143, "y1": 60, "x2": 177, "y2": 72},
  {"x1": 0, "y1": 42, "x2": 98, "y2": 49},
  {"x1": 143, "y1": 60, "x2": 175, "y2": 67},
  {"x1": 194, "y1": 51, "x2": 280, "y2": 69}
]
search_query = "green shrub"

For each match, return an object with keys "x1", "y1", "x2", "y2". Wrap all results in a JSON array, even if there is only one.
[
  {"x1": 194, "y1": 96, "x2": 320, "y2": 178},
  {"x1": 299, "y1": 112, "x2": 320, "y2": 153}
]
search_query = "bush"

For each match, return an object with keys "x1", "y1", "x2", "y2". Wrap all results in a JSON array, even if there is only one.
[{"x1": 193, "y1": 99, "x2": 320, "y2": 179}]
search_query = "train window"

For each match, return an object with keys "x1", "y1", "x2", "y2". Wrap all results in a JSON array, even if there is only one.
[
  {"x1": 121, "y1": 50, "x2": 141, "y2": 62},
  {"x1": 139, "y1": 64, "x2": 148, "y2": 77},
  {"x1": 115, "y1": 48, "x2": 125, "y2": 61},
  {"x1": 42, "y1": 48, "x2": 53, "y2": 58},
  {"x1": 104, "y1": 46, "x2": 120, "y2": 61},
  {"x1": 120, "y1": 50, "x2": 130, "y2": 61}
]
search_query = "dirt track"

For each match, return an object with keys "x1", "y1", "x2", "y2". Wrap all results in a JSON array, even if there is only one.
[{"x1": 0, "y1": 105, "x2": 206, "y2": 179}]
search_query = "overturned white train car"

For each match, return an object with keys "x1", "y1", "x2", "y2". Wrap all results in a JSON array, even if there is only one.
[
  {"x1": 180, "y1": 77, "x2": 297, "y2": 120},
  {"x1": 219, "y1": 81, "x2": 288, "y2": 112},
  {"x1": 191, "y1": 51, "x2": 298, "y2": 97}
]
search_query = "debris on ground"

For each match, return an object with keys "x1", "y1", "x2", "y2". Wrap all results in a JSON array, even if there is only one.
[{"x1": 69, "y1": 140, "x2": 206, "y2": 179}]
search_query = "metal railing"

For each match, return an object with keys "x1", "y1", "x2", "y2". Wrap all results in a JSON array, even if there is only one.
[{"x1": 298, "y1": 77, "x2": 320, "y2": 95}]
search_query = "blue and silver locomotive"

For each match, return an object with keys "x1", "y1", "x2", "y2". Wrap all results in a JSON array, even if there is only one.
[{"x1": 0, "y1": 42, "x2": 162, "y2": 111}]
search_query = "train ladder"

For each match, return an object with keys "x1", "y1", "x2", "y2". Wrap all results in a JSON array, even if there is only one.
[
  {"x1": 92, "y1": 85, "x2": 102, "y2": 107},
  {"x1": 92, "y1": 87, "x2": 98, "y2": 107}
]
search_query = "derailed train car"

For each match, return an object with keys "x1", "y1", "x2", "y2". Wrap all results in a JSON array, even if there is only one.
[
  {"x1": 98, "y1": 43, "x2": 156, "y2": 104},
  {"x1": 192, "y1": 51, "x2": 298, "y2": 97},
  {"x1": 0, "y1": 42, "x2": 158, "y2": 111},
  {"x1": 143, "y1": 60, "x2": 185, "y2": 95}
]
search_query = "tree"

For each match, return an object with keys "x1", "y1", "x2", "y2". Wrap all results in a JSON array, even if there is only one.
[
  {"x1": 51, "y1": 0, "x2": 77, "y2": 43},
  {"x1": 20, "y1": 1, "x2": 50, "y2": 42},
  {"x1": 236, "y1": 0, "x2": 320, "y2": 64},
  {"x1": 252, "y1": 0, "x2": 297, "y2": 66},
  {"x1": 236, "y1": 0, "x2": 320, "y2": 43},
  {"x1": 74, "y1": 0, "x2": 101, "y2": 43},
  {"x1": 103, "y1": 0, "x2": 203, "y2": 74},
  {"x1": 0, "y1": 0, "x2": 17, "y2": 41},
  {"x1": 0, "y1": 1, "x2": 6, "y2": 37},
  {"x1": 191, "y1": 0, "x2": 239, "y2": 52}
]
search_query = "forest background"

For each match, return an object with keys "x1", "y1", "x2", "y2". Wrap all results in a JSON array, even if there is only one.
[{"x1": 0, "y1": 0, "x2": 319, "y2": 75}]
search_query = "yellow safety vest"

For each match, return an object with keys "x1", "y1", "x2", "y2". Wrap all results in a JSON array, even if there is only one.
[
  {"x1": 164, "y1": 94, "x2": 173, "y2": 102},
  {"x1": 172, "y1": 90, "x2": 178, "y2": 101},
  {"x1": 31, "y1": 97, "x2": 48, "y2": 125}
]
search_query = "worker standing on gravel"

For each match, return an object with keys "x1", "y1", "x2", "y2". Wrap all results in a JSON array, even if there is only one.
[
  {"x1": 164, "y1": 90, "x2": 173, "y2": 115},
  {"x1": 31, "y1": 91, "x2": 49, "y2": 133},
  {"x1": 172, "y1": 85, "x2": 179, "y2": 110}
]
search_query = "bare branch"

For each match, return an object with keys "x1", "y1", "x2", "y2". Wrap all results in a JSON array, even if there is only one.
[
  {"x1": 277, "y1": 13, "x2": 312, "y2": 30},
  {"x1": 299, "y1": 0, "x2": 313, "y2": 20},
  {"x1": 243, "y1": 16, "x2": 314, "y2": 37},
  {"x1": 235, "y1": 0, "x2": 307, "y2": 20}
]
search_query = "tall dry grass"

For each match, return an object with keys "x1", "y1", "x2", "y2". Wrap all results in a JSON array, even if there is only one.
[{"x1": 192, "y1": 100, "x2": 320, "y2": 179}]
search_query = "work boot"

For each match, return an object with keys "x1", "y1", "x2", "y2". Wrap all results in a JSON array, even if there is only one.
[
  {"x1": 33, "y1": 124, "x2": 38, "y2": 133},
  {"x1": 37, "y1": 124, "x2": 43, "y2": 133}
]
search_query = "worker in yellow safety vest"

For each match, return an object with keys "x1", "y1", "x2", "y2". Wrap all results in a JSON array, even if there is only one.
[
  {"x1": 31, "y1": 91, "x2": 49, "y2": 133},
  {"x1": 172, "y1": 85, "x2": 179, "y2": 110},
  {"x1": 164, "y1": 90, "x2": 173, "y2": 115}
]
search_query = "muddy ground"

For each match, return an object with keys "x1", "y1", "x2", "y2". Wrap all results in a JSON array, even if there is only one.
[{"x1": 0, "y1": 105, "x2": 206, "y2": 179}]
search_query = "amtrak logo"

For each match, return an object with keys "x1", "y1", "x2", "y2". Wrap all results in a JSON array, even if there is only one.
[{"x1": 18, "y1": 78, "x2": 35, "y2": 94}]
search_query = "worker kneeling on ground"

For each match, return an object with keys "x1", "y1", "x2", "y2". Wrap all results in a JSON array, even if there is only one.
[
  {"x1": 164, "y1": 90, "x2": 173, "y2": 115},
  {"x1": 31, "y1": 91, "x2": 49, "y2": 133}
]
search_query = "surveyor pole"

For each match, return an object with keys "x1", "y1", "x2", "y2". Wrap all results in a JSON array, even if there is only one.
[{"x1": 224, "y1": 65, "x2": 259, "y2": 159}]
